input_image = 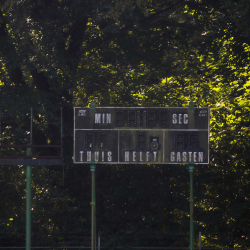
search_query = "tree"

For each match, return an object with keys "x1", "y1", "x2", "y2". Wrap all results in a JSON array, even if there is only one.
[{"x1": 1, "y1": 0, "x2": 250, "y2": 247}]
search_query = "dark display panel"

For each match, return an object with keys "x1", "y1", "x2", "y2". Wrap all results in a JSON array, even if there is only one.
[{"x1": 74, "y1": 107, "x2": 209, "y2": 164}]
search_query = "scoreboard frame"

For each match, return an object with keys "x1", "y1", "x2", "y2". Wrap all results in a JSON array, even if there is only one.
[{"x1": 73, "y1": 107, "x2": 210, "y2": 164}]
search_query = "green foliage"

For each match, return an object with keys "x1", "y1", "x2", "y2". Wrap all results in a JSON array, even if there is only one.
[{"x1": 0, "y1": 0, "x2": 250, "y2": 247}]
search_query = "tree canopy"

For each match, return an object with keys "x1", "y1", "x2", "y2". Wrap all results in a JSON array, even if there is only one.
[{"x1": 1, "y1": 0, "x2": 250, "y2": 248}]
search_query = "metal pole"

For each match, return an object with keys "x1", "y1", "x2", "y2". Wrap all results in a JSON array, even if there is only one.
[
  {"x1": 98, "y1": 233, "x2": 100, "y2": 250},
  {"x1": 61, "y1": 107, "x2": 63, "y2": 158},
  {"x1": 30, "y1": 108, "x2": 33, "y2": 145},
  {"x1": 90, "y1": 102, "x2": 96, "y2": 250},
  {"x1": 94, "y1": 181, "x2": 97, "y2": 250},
  {"x1": 189, "y1": 164, "x2": 194, "y2": 250},
  {"x1": 199, "y1": 231, "x2": 201, "y2": 250},
  {"x1": 61, "y1": 107, "x2": 63, "y2": 141},
  {"x1": 61, "y1": 107, "x2": 64, "y2": 186},
  {"x1": 26, "y1": 147, "x2": 32, "y2": 250},
  {"x1": 26, "y1": 108, "x2": 33, "y2": 250},
  {"x1": 90, "y1": 163, "x2": 96, "y2": 250},
  {"x1": 0, "y1": 108, "x2": 1, "y2": 145}
]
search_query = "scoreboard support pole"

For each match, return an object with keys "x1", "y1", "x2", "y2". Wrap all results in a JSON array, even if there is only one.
[
  {"x1": 188, "y1": 101, "x2": 194, "y2": 250},
  {"x1": 90, "y1": 163, "x2": 96, "y2": 250},
  {"x1": 189, "y1": 163, "x2": 194, "y2": 250}
]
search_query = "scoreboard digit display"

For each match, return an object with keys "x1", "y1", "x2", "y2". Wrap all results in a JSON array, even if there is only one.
[{"x1": 74, "y1": 107, "x2": 209, "y2": 164}]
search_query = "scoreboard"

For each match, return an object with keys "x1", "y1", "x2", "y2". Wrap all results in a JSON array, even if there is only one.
[{"x1": 74, "y1": 107, "x2": 209, "y2": 164}]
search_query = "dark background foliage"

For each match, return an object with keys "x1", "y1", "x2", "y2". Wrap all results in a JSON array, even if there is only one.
[{"x1": 1, "y1": 0, "x2": 250, "y2": 247}]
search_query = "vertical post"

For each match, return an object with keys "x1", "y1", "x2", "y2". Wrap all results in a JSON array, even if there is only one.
[
  {"x1": 90, "y1": 163, "x2": 96, "y2": 250},
  {"x1": 94, "y1": 196, "x2": 97, "y2": 250},
  {"x1": 26, "y1": 147, "x2": 32, "y2": 250},
  {"x1": 189, "y1": 164, "x2": 194, "y2": 250},
  {"x1": 26, "y1": 108, "x2": 33, "y2": 250},
  {"x1": 188, "y1": 100, "x2": 194, "y2": 250},
  {"x1": 98, "y1": 233, "x2": 100, "y2": 250},
  {"x1": 61, "y1": 107, "x2": 63, "y2": 158},
  {"x1": 30, "y1": 108, "x2": 33, "y2": 145},
  {"x1": 61, "y1": 107, "x2": 63, "y2": 141},
  {"x1": 199, "y1": 232, "x2": 201, "y2": 250},
  {"x1": 0, "y1": 108, "x2": 1, "y2": 145},
  {"x1": 61, "y1": 107, "x2": 64, "y2": 186},
  {"x1": 90, "y1": 102, "x2": 96, "y2": 250}
]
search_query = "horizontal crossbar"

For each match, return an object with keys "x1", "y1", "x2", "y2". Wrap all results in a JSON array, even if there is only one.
[
  {"x1": 0, "y1": 145, "x2": 61, "y2": 148},
  {"x1": 0, "y1": 158, "x2": 63, "y2": 166}
]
